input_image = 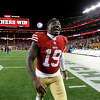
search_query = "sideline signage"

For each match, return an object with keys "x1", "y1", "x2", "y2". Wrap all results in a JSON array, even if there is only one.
[{"x1": 0, "y1": 15, "x2": 30, "y2": 27}]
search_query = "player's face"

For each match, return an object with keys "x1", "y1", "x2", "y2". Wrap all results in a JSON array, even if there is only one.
[{"x1": 48, "y1": 21, "x2": 61, "y2": 36}]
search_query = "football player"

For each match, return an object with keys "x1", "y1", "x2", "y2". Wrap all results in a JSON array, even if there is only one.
[{"x1": 26, "y1": 18, "x2": 68, "y2": 100}]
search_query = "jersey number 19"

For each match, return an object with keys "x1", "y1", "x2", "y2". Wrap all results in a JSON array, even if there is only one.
[{"x1": 43, "y1": 49, "x2": 62, "y2": 67}]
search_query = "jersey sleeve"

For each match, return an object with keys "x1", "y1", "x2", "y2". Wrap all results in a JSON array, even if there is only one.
[
  {"x1": 63, "y1": 36, "x2": 68, "y2": 50},
  {"x1": 64, "y1": 36, "x2": 68, "y2": 46},
  {"x1": 32, "y1": 33, "x2": 39, "y2": 43},
  {"x1": 60, "y1": 53, "x2": 66, "y2": 71},
  {"x1": 32, "y1": 32, "x2": 44, "y2": 47},
  {"x1": 61, "y1": 36, "x2": 68, "y2": 52}
]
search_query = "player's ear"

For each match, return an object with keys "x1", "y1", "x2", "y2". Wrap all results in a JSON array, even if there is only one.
[{"x1": 47, "y1": 24, "x2": 50, "y2": 33}]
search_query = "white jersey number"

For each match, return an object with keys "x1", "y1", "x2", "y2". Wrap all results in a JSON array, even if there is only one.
[{"x1": 43, "y1": 49, "x2": 62, "y2": 67}]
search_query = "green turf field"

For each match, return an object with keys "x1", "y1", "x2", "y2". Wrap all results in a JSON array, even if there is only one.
[{"x1": 0, "y1": 50, "x2": 100, "y2": 100}]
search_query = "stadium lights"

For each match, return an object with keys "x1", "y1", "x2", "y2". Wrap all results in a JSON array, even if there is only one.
[
  {"x1": 83, "y1": 2, "x2": 100, "y2": 14},
  {"x1": 97, "y1": 29, "x2": 100, "y2": 31},
  {"x1": 12, "y1": 16, "x2": 20, "y2": 18}
]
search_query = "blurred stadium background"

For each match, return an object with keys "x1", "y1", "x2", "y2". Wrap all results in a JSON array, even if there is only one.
[
  {"x1": 1, "y1": 8, "x2": 100, "y2": 51},
  {"x1": 0, "y1": 2, "x2": 100, "y2": 100}
]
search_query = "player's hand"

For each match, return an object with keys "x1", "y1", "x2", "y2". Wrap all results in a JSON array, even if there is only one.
[
  {"x1": 33, "y1": 77, "x2": 46, "y2": 95},
  {"x1": 62, "y1": 71, "x2": 68, "y2": 80}
]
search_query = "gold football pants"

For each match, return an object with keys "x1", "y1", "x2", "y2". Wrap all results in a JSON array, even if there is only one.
[{"x1": 38, "y1": 73, "x2": 67, "y2": 100}]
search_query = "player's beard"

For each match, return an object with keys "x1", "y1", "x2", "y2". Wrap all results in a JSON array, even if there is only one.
[
  {"x1": 50, "y1": 27, "x2": 61, "y2": 36},
  {"x1": 53, "y1": 30, "x2": 60, "y2": 36}
]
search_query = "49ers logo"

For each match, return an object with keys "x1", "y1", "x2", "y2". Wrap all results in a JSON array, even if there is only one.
[{"x1": 43, "y1": 49, "x2": 62, "y2": 67}]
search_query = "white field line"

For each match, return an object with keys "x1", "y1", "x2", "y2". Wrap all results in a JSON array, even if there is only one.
[
  {"x1": 0, "y1": 65, "x2": 4, "y2": 70},
  {"x1": 68, "y1": 85, "x2": 86, "y2": 88},
  {"x1": 64, "y1": 53, "x2": 100, "y2": 92},
  {"x1": 0, "y1": 56, "x2": 24, "y2": 57},
  {"x1": 64, "y1": 53, "x2": 100, "y2": 73},
  {"x1": 67, "y1": 66, "x2": 100, "y2": 92},
  {"x1": 63, "y1": 77, "x2": 75, "y2": 80},
  {"x1": 68, "y1": 77, "x2": 75, "y2": 79},
  {"x1": 4, "y1": 67, "x2": 25, "y2": 69},
  {"x1": 0, "y1": 65, "x2": 25, "y2": 70},
  {"x1": 0, "y1": 59, "x2": 24, "y2": 60}
]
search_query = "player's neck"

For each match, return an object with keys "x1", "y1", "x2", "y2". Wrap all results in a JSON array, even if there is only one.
[{"x1": 47, "y1": 33, "x2": 58, "y2": 40}]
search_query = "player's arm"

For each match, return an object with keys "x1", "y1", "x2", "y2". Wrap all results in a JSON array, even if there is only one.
[
  {"x1": 60, "y1": 37, "x2": 68, "y2": 80},
  {"x1": 60, "y1": 53, "x2": 68, "y2": 80},
  {"x1": 26, "y1": 42, "x2": 46, "y2": 95},
  {"x1": 26, "y1": 42, "x2": 38, "y2": 80}
]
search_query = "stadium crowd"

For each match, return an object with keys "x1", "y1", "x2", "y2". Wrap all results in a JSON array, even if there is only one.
[
  {"x1": 1, "y1": 9, "x2": 100, "y2": 52},
  {"x1": 64, "y1": 7, "x2": 100, "y2": 51},
  {"x1": 1, "y1": 34, "x2": 100, "y2": 52},
  {"x1": 0, "y1": 40, "x2": 31, "y2": 51},
  {"x1": 67, "y1": 34, "x2": 100, "y2": 50}
]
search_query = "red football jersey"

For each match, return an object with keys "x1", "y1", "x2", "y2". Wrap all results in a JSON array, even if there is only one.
[{"x1": 32, "y1": 32, "x2": 67, "y2": 74}]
